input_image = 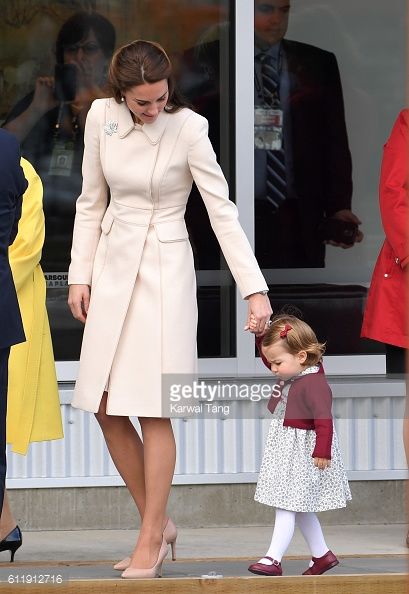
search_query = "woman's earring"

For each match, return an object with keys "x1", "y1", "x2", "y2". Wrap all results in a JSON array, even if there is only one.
[{"x1": 121, "y1": 96, "x2": 124, "y2": 102}]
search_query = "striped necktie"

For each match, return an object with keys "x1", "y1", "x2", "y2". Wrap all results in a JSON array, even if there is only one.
[{"x1": 260, "y1": 52, "x2": 287, "y2": 209}]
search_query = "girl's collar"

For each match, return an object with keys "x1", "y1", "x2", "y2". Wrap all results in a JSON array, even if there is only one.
[{"x1": 298, "y1": 364, "x2": 320, "y2": 377}]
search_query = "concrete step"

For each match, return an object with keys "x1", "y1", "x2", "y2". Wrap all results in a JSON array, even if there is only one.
[
  {"x1": 0, "y1": 525, "x2": 406, "y2": 593},
  {"x1": 0, "y1": 558, "x2": 406, "y2": 594}
]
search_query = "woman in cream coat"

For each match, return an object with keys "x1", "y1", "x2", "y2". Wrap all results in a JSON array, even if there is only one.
[{"x1": 68, "y1": 40, "x2": 271, "y2": 579}]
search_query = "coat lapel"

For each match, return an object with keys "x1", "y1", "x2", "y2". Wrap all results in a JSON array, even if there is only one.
[
  {"x1": 282, "y1": 39, "x2": 303, "y2": 98},
  {"x1": 117, "y1": 101, "x2": 134, "y2": 139},
  {"x1": 116, "y1": 101, "x2": 169, "y2": 144}
]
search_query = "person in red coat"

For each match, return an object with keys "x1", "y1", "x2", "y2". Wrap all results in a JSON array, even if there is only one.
[
  {"x1": 361, "y1": 110, "x2": 408, "y2": 371},
  {"x1": 361, "y1": 110, "x2": 409, "y2": 545}
]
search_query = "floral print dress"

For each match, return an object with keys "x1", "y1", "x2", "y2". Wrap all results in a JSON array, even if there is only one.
[{"x1": 254, "y1": 366, "x2": 352, "y2": 512}]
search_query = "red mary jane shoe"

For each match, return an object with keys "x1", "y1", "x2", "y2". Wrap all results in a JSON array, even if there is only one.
[
  {"x1": 248, "y1": 557, "x2": 282, "y2": 576},
  {"x1": 302, "y1": 550, "x2": 339, "y2": 575}
]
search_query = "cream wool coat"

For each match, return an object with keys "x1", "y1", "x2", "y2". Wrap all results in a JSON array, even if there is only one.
[{"x1": 68, "y1": 98, "x2": 268, "y2": 417}]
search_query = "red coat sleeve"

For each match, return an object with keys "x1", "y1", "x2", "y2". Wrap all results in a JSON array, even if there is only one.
[{"x1": 379, "y1": 110, "x2": 409, "y2": 269}]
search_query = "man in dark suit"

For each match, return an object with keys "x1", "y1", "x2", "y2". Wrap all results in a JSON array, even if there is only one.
[
  {"x1": 254, "y1": 0, "x2": 363, "y2": 268},
  {"x1": 0, "y1": 129, "x2": 27, "y2": 509}
]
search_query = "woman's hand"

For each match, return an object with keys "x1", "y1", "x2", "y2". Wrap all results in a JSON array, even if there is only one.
[
  {"x1": 244, "y1": 293, "x2": 272, "y2": 335},
  {"x1": 3, "y1": 77, "x2": 58, "y2": 142},
  {"x1": 68, "y1": 284, "x2": 90, "y2": 324},
  {"x1": 314, "y1": 457, "x2": 331, "y2": 470}
]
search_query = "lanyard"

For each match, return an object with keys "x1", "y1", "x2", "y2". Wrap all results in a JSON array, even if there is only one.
[{"x1": 53, "y1": 103, "x2": 80, "y2": 144}]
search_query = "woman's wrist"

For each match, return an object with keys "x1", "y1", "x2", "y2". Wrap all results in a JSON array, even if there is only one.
[{"x1": 246, "y1": 290, "x2": 269, "y2": 299}]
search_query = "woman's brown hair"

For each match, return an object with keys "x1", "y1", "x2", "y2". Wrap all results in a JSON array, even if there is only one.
[
  {"x1": 108, "y1": 40, "x2": 190, "y2": 112},
  {"x1": 262, "y1": 314, "x2": 326, "y2": 367}
]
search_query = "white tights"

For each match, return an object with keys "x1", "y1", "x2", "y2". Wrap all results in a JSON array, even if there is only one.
[{"x1": 259, "y1": 508, "x2": 329, "y2": 565}]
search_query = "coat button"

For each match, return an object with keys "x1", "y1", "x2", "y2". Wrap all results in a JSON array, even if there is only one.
[
  {"x1": 395, "y1": 258, "x2": 400, "y2": 264},
  {"x1": 384, "y1": 273, "x2": 389, "y2": 278}
]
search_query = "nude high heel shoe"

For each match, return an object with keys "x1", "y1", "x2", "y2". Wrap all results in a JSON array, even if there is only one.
[
  {"x1": 163, "y1": 517, "x2": 177, "y2": 561},
  {"x1": 113, "y1": 517, "x2": 177, "y2": 570},
  {"x1": 121, "y1": 537, "x2": 168, "y2": 579}
]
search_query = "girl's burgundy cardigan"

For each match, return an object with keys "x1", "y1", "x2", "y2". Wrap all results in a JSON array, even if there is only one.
[{"x1": 256, "y1": 336, "x2": 333, "y2": 459}]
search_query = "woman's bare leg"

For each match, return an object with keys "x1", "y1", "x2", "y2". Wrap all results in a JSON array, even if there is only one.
[
  {"x1": 0, "y1": 491, "x2": 17, "y2": 540},
  {"x1": 95, "y1": 392, "x2": 146, "y2": 517},
  {"x1": 128, "y1": 416, "x2": 176, "y2": 569}
]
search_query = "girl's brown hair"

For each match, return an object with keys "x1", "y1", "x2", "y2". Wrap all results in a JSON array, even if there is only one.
[
  {"x1": 108, "y1": 39, "x2": 190, "y2": 113},
  {"x1": 262, "y1": 314, "x2": 326, "y2": 367}
]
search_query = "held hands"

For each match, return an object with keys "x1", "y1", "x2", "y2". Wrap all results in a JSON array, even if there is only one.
[
  {"x1": 244, "y1": 293, "x2": 272, "y2": 335},
  {"x1": 68, "y1": 284, "x2": 90, "y2": 324},
  {"x1": 314, "y1": 457, "x2": 331, "y2": 470}
]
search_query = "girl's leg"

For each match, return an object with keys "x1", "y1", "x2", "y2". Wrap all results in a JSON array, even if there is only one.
[
  {"x1": 128, "y1": 416, "x2": 176, "y2": 569},
  {"x1": 296, "y1": 512, "x2": 329, "y2": 558},
  {"x1": 259, "y1": 508, "x2": 296, "y2": 563},
  {"x1": 95, "y1": 392, "x2": 147, "y2": 517},
  {"x1": 0, "y1": 491, "x2": 17, "y2": 540}
]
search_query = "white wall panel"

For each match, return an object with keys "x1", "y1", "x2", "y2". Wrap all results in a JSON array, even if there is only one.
[{"x1": 6, "y1": 383, "x2": 407, "y2": 488}]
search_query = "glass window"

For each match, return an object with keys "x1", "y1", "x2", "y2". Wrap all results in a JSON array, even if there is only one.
[
  {"x1": 253, "y1": 0, "x2": 406, "y2": 355},
  {"x1": 0, "y1": 0, "x2": 235, "y2": 362}
]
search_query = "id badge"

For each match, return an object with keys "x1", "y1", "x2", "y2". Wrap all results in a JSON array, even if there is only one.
[
  {"x1": 254, "y1": 107, "x2": 283, "y2": 150},
  {"x1": 49, "y1": 142, "x2": 74, "y2": 177}
]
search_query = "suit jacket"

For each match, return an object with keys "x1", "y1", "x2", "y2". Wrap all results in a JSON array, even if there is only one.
[
  {"x1": 255, "y1": 39, "x2": 353, "y2": 267},
  {"x1": 361, "y1": 110, "x2": 409, "y2": 349},
  {"x1": 181, "y1": 38, "x2": 353, "y2": 268},
  {"x1": 281, "y1": 39, "x2": 352, "y2": 214},
  {"x1": 0, "y1": 129, "x2": 27, "y2": 349}
]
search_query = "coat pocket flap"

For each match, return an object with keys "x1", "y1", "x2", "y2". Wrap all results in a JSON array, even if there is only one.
[
  {"x1": 101, "y1": 210, "x2": 114, "y2": 234},
  {"x1": 155, "y1": 220, "x2": 189, "y2": 242}
]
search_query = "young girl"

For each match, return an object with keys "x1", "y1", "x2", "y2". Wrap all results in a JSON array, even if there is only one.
[{"x1": 248, "y1": 314, "x2": 351, "y2": 576}]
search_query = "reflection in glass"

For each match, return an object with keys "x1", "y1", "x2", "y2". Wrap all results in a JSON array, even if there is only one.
[
  {"x1": 1, "y1": 1, "x2": 234, "y2": 360},
  {"x1": 253, "y1": 0, "x2": 361, "y2": 269},
  {"x1": 3, "y1": 12, "x2": 116, "y2": 272},
  {"x1": 178, "y1": 13, "x2": 235, "y2": 356}
]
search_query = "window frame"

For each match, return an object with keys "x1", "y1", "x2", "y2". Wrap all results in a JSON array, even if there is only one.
[{"x1": 55, "y1": 0, "x2": 385, "y2": 381}]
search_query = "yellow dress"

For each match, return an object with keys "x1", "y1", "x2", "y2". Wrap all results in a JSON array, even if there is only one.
[{"x1": 7, "y1": 158, "x2": 63, "y2": 455}]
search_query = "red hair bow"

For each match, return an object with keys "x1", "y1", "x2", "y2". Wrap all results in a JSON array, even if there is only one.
[{"x1": 280, "y1": 324, "x2": 292, "y2": 339}]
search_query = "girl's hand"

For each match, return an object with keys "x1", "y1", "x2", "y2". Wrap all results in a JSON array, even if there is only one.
[
  {"x1": 314, "y1": 457, "x2": 331, "y2": 470},
  {"x1": 68, "y1": 284, "x2": 90, "y2": 324},
  {"x1": 244, "y1": 293, "x2": 272, "y2": 335}
]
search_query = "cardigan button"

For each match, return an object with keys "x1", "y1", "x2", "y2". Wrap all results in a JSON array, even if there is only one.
[
  {"x1": 384, "y1": 273, "x2": 389, "y2": 278},
  {"x1": 395, "y1": 258, "x2": 400, "y2": 264}
]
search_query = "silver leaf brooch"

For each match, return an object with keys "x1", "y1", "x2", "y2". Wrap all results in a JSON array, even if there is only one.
[{"x1": 103, "y1": 120, "x2": 118, "y2": 136}]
